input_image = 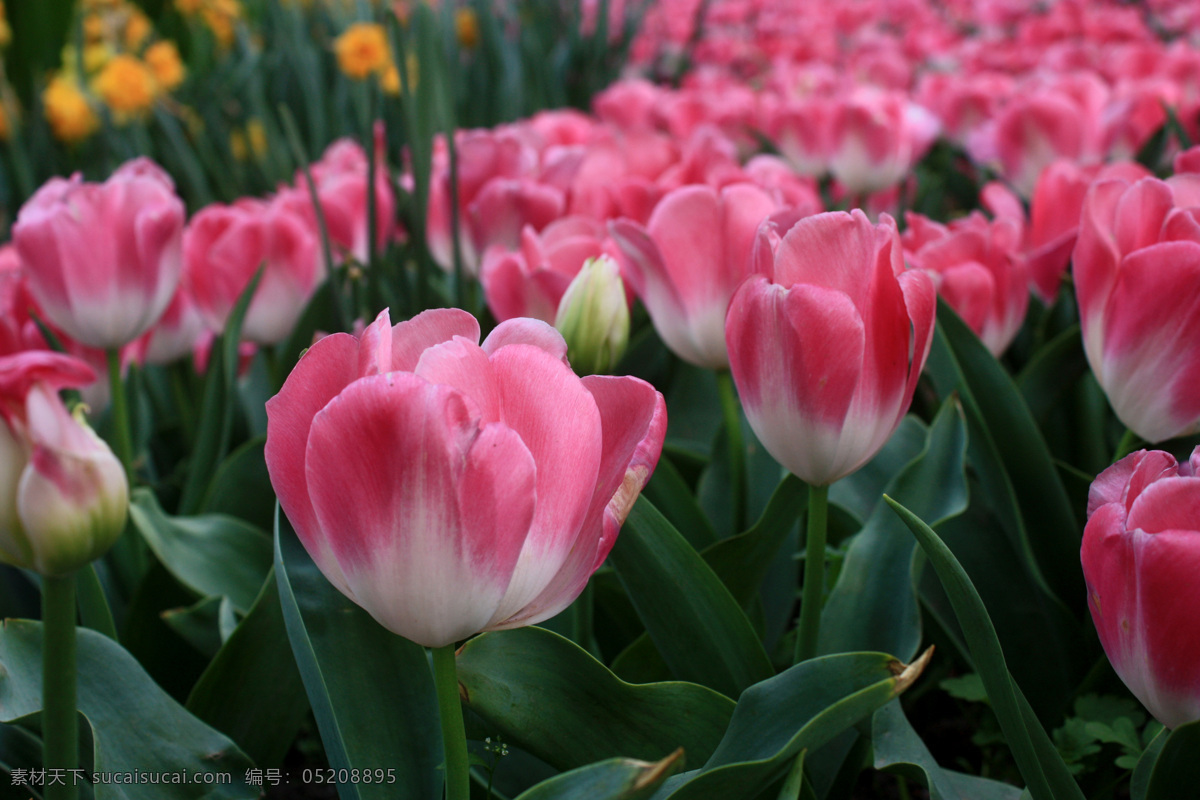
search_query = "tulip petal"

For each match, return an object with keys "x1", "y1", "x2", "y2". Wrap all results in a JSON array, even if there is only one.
[
  {"x1": 305, "y1": 372, "x2": 535, "y2": 648},
  {"x1": 414, "y1": 336, "x2": 500, "y2": 423},
  {"x1": 265, "y1": 333, "x2": 361, "y2": 595},
  {"x1": 481, "y1": 317, "x2": 569, "y2": 364},
  {"x1": 1099, "y1": 241, "x2": 1200, "y2": 442},
  {"x1": 388, "y1": 307, "x2": 482, "y2": 372},
  {"x1": 487, "y1": 344, "x2": 603, "y2": 624},
  {"x1": 494, "y1": 374, "x2": 666, "y2": 629}
]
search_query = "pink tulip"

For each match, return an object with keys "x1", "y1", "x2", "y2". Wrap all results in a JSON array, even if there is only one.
[
  {"x1": 138, "y1": 284, "x2": 210, "y2": 366},
  {"x1": 480, "y1": 216, "x2": 620, "y2": 324},
  {"x1": 12, "y1": 158, "x2": 185, "y2": 350},
  {"x1": 902, "y1": 208, "x2": 1029, "y2": 356},
  {"x1": 1082, "y1": 447, "x2": 1200, "y2": 729},
  {"x1": 285, "y1": 136, "x2": 397, "y2": 264},
  {"x1": 184, "y1": 196, "x2": 323, "y2": 346},
  {"x1": 264, "y1": 308, "x2": 666, "y2": 648},
  {"x1": 726, "y1": 210, "x2": 935, "y2": 486},
  {"x1": 611, "y1": 182, "x2": 781, "y2": 369},
  {"x1": 1073, "y1": 175, "x2": 1200, "y2": 442},
  {"x1": 0, "y1": 351, "x2": 128, "y2": 576},
  {"x1": 827, "y1": 89, "x2": 940, "y2": 195}
]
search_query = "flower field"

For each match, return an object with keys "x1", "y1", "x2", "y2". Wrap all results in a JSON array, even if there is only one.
[{"x1": 1, "y1": 0, "x2": 1199, "y2": 798}]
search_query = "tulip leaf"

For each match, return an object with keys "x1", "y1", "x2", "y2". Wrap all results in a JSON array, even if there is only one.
[
  {"x1": 872, "y1": 699, "x2": 1022, "y2": 800},
  {"x1": 0, "y1": 620, "x2": 256, "y2": 799},
  {"x1": 1135, "y1": 720, "x2": 1200, "y2": 800},
  {"x1": 186, "y1": 568, "x2": 309, "y2": 768},
  {"x1": 884, "y1": 496, "x2": 1085, "y2": 800},
  {"x1": 274, "y1": 509, "x2": 442, "y2": 800},
  {"x1": 1015, "y1": 324, "x2": 1087, "y2": 427},
  {"x1": 642, "y1": 457, "x2": 718, "y2": 550},
  {"x1": 820, "y1": 399, "x2": 968, "y2": 660},
  {"x1": 129, "y1": 488, "x2": 272, "y2": 615},
  {"x1": 178, "y1": 265, "x2": 264, "y2": 516},
  {"x1": 76, "y1": 563, "x2": 118, "y2": 640},
  {"x1": 201, "y1": 436, "x2": 275, "y2": 534},
  {"x1": 609, "y1": 497, "x2": 775, "y2": 698},
  {"x1": 929, "y1": 301, "x2": 1082, "y2": 615},
  {"x1": 162, "y1": 596, "x2": 225, "y2": 658},
  {"x1": 654, "y1": 650, "x2": 932, "y2": 800},
  {"x1": 459, "y1": 626, "x2": 732, "y2": 772},
  {"x1": 515, "y1": 751, "x2": 684, "y2": 800},
  {"x1": 829, "y1": 416, "x2": 928, "y2": 526}
]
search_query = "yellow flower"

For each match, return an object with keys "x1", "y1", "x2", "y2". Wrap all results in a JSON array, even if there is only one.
[
  {"x1": 124, "y1": 9, "x2": 153, "y2": 50},
  {"x1": 380, "y1": 51, "x2": 419, "y2": 95},
  {"x1": 145, "y1": 40, "x2": 186, "y2": 90},
  {"x1": 175, "y1": 0, "x2": 203, "y2": 14},
  {"x1": 454, "y1": 8, "x2": 478, "y2": 49},
  {"x1": 83, "y1": 42, "x2": 114, "y2": 73},
  {"x1": 334, "y1": 22, "x2": 390, "y2": 80},
  {"x1": 83, "y1": 13, "x2": 105, "y2": 44},
  {"x1": 0, "y1": 103, "x2": 9, "y2": 141},
  {"x1": 92, "y1": 54, "x2": 158, "y2": 116},
  {"x1": 43, "y1": 76, "x2": 99, "y2": 143},
  {"x1": 201, "y1": 0, "x2": 242, "y2": 48},
  {"x1": 230, "y1": 127, "x2": 247, "y2": 161}
]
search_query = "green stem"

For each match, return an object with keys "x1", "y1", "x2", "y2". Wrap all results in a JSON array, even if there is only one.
[
  {"x1": 794, "y1": 482, "x2": 829, "y2": 664},
  {"x1": 716, "y1": 370, "x2": 746, "y2": 533},
  {"x1": 1113, "y1": 428, "x2": 1143, "y2": 462},
  {"x1": 432, "y1": 644, "x2": 469, "y2": 800},
  {"x1": 42, "y1": 574, "x2": 79, "y2": 800},
  {"x1": 106, "y1": 348, "x2": 133, "y2": 482}
]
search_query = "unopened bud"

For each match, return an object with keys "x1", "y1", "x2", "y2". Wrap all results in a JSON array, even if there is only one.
[{"x1": 554, "y1": 255, "x2": 630, "y2": 376}]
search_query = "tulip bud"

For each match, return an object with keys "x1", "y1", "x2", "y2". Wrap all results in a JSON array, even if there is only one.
[
  {"x1": 0, "y1": 353, "x2": 129, "y2": 576},
  {"x1": 554, "y1": 256, "x2": 630, "y2": 376}
]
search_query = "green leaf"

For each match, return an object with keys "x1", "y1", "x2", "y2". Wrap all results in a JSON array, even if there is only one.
[
  {"x1": 457, "y1": 626, "x2": 733, "y2": 772},
  {"x1": 821, "y1": 399, "x2": 968, "y2": 660},
  {"x1": 161, "y1": 596, "x2": 225, "y2": 658},
  {"x1": 1015, "y1": 325, "x2": 1086, "y2": 427},
  {"x1": 274, "y1": 508, "x2": 442, "y2": 800},
  {"x1": 829, "y1": 416, "x2": 928, "y2": 526},
  {"x1": 178, "y1": 265, "x2": 264, "y2": 515},
  {"x1": 609, "y1": 497, "x2": 774, "y2": 698},
  {"x1": 872, "y1": 700, "x2": 1022, "y2": 800},
  {"x1": 201, "y1": 436, "x2": 274, "y2": 534},
  {"x1": 187, "y1": 568, "x2": 309, "y2": 768},
  {"x1": 941, "y1": 674, "x2": 987, "y2": 703},
  {"x1": 885, "y1": 496, "x2": 1085, "y2": 800},
  {"x1": 656, "y1": 650, "x2": 931, "y2": 800},
  {"x1": 515, "y1": 751, "x2": 685, "y2": 800},
  {"x1": 930, "y1": 302, "x2": 1082, "y2": 614},
  {"x1": 1138, "y1": 720, "x2": 1200, "y2": 800},
  {"x1": 0, "y1": 620, "x2": 256, "y2": 799},
  {"x1": 76, "y1": 564, "x2": 117, "y2": 640},
  {"x1": 642, "y1": 457, "x2": 718, "y2": 550},
  {"x1": 775, "y1": 750, "x2": 806, "y2": 800},
  {"x1": 129, "y1": 488, "x2": 271, "y2": 615}
]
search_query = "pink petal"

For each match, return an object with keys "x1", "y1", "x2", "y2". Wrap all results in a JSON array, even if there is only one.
[
  {"x1": 388, "y1": 308, "x2": 481, "y2": 372},
  {"x1": 481, "y1": 317, "x2": 569, "y2": 364},
  {"x1": 305, "y1": 372, "x2": 536, "y2": 648}
]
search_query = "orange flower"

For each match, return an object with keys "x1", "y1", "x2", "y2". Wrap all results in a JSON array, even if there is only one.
[
  {"x1": 454, "y1": 8, "x2": 478, "y2": 49},
  {"x1": 43, "y1": 76, "x2": 99, "y2": 143},
  {"x1": 334, "y1": 22, "x2": 390, "y2": 80},
  {"x1": 145, "y1": 40, "x2": 186, "y2": 90},
  {"x1": 92, "y1": 54, "x2": 158, "y2": 116}
]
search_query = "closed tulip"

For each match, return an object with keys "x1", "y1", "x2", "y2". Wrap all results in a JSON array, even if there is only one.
[
  {"x1": 1081, "y1": 447, "x2": 1200, "y2": 729},
  {"x1": 184, "y1": 196, "x2": 323, "y2": 346},
  {"x1": 265, "y1": 308, "x2": 665, "y2": 648},
  {"x1": 12, "y1": 158, "x2": 185, "y2": 350},
  {"x1": 726, "y1": 210, "x2": 935, "y2": 486},
  {"x1": 0, "y1": 351, "x2": 128, "y2": 576},
  {"x1": 611, "y1": 182, "x2": 781, "y2": 369},
  {"x1": 1073, "y1": 175, "x2": 1200, "y2": 443}
]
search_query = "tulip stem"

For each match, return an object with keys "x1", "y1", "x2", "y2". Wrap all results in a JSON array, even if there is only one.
[
  {"x1": 1114, "y1": 428, "x2": 1143, "y2": 462},
  {"x1": 106, "y1": 349, "x2": 134, "y2": 482},
  {"x1": 794, "y1": 482, "x2": 829, "y2": 664},
  {"x1": 716, "y1": 370, "x2": 747, "y2": 533},
  {"x1": 43, "y1": 574, "x2": 79, "y2": 800},
  {"x1": 432, "y1": 644, "x2": 470, "y2": 800}
]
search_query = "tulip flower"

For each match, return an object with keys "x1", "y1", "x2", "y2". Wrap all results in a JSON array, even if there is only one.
[
  {"x1": 611, "y1": 182, "x2": 781, "y2": 370},
  {"x1": 554, "y1": 255, "x2": 630, "y2": 375},
  {"x1": 726, "y1": 210, "x2": 936, "y2": 488},
  {"x1": 184, "y1": 196, "x2": 323, "y2": 346},
  {"x1": 902, "y1": 208, "x2": 1029, "y2": 357},
  {"x1": 0, "y1": 351, "x2": 128, "y2": 577},
  {"x1": 827, "y1": 89, "x2": 940, "y2": 196},
  {"x1": 1081, "y1": 447, "x2": 1200, "y2": 729},
  {"x1": 12, "y1": 158, "x2": 185, "y2": 350},
  {"x1": 1073, "y1": 175, "x2": 1200, "y2": 443},
  {"x1": 726, "y1": 210, "x2": 934, "y2": 664},
  {"x1": 264, "y1": 307, "x2": 665, "y2": 648}
]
